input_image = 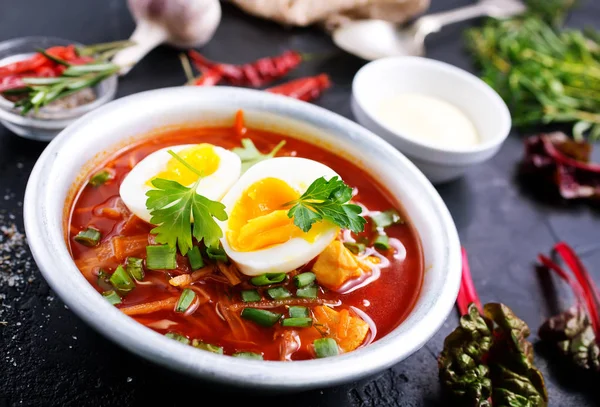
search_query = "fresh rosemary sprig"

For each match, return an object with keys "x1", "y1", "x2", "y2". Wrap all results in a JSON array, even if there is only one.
[{"x1": 466, "y1": 0, "x2": 600, "y2": 141}]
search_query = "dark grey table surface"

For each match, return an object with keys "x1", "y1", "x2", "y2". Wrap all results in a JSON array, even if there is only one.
[{"x1": 1, "y1": 1, "x2": 599, "y2": 406}]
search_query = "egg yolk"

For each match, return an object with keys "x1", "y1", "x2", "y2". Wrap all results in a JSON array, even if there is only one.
[
  {"x1": 227, "y1": 177, "x2": 333, "y2": 252},
  {"x1": 147, "y1": 144, "x2": 220, "y2": 187}
]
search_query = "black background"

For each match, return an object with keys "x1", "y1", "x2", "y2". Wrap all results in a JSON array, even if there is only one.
[{"x1": 0, "y1": 0, "x2": 599, "y2": 406}]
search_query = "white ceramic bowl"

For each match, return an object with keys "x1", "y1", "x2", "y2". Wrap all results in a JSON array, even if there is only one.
[
  {"x1": 24, "y1": 87, "x2": 461, "y2": 391},
  {"x1": 351, "y1": 56, "x2": 512, "y2": 184}
]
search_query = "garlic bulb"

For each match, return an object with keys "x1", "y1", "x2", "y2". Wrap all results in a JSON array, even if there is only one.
[{"x1": 112, "y1": 0, "x2": 221, "y2": 75}]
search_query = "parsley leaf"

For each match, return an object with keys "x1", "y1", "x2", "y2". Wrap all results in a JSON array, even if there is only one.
[
  {"x1": 286, "y1": 176, "x2": 366, "y2": 233},
  {"x1": 145, "y1": 150, "x2": 227, "y2": 255},
  {"x1": 232, "y1": 139, "x2": 286, "y2": 172}
]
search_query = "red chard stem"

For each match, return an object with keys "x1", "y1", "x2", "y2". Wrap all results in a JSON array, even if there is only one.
[
  {"x1": 554, "y1": 242, "x2": 600, "y2": 339},
  {"x1": 457, "y1": 248, "x2": 483, "y2": 316},
  {"x1": 539, "y1": 242, "x2": 600, "y2": 343}
]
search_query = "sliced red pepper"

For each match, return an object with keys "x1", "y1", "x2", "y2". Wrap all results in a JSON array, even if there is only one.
[
  {"x1": 34, "y1": 66, "x2": 60, "y2": 77},
  {"x1": 0, "y1": 54, "x2": 47, "y2": 78},
  {"x1": 0, "y1": 75, "x2": 26, "y2": 92}
]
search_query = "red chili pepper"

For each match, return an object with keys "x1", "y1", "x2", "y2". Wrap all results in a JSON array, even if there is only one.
[
  {"x1": 265, "y1": 74, "x2": 331, "y2": 102},
  {"x1": 188, "y1": 50, "x2": 303, "y2": 87},
  {"x1": 191, "y1": 69, "x2": 223, "y2": 86}
]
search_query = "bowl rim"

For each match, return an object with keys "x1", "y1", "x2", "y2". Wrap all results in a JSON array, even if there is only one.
[
  {"x1": 0, "y1": 35, "x2": 118, "y2": 129},
  {"x1": 352, "y1": 56, "x2": 512, "y2": 156},
  {"x1": 24, "y1": 86, "x2": 461, "y2": 390}
]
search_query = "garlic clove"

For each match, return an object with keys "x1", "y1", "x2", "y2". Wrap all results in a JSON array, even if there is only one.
[{"x1": 112, "y1": 0, "x2": 222, "y2": 76}]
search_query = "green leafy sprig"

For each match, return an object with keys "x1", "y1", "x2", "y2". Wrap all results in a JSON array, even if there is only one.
[
  {"x1": 465, "y1": 1, "x2": 600, "y2": 141},
  {"x1": 232, "y1": 138, "x2": 286, "y2": 172},
  {"x1": 286, "y1": 176, "x2": 365, "y2": 234},
  {"x1": 145, "y1": 150, "x2": 227, "y2": 255}
]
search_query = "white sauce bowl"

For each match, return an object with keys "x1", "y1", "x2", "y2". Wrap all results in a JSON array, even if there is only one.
[
  {"x1": 24, "y1": 87, "x2": 460, "y2": 391},
  {"x1": 351, "y1": 56, "x2": 512, "y2": 183}
]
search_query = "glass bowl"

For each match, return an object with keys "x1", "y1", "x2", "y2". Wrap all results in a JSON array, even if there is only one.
[{"x1": 0, "y1": 36, "x2": 118, "y2": 141}]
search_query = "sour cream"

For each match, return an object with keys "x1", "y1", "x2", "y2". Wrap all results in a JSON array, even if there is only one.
[{"x1": 376, "y1": 93, "x2": 480, "y2": 148}]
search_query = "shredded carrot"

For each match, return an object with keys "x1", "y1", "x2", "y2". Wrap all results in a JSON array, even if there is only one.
[
  {"x1": 112, "y1": 235, "x2": 148, "y2": 261},
  {"x1": 74, "y1": 240, "x2": 116, "y2": 279},
  {"x1": 74, "y1": 205, "x2": 96, "y2": 214},
  {"x1": 234, "y1": 109, "x2": 246, "y2": 137},
  {"x1": 188, "y1": 285, "x2": 211, "y2": 303},
  {"x1": 100, "y1": 207, "x2": 122, "y2": 220},
  {"x1": 120, "y1": 215, "x2": 147, "y2": 235},
  {"x1": 312, "y1": 304, "x2": 331, "y2": 323},
  {"x1": 217, "y1": 262, "x2": 242, "y2": 285},
  {"x1": 337, "y1": 309, "x2": 350, "y2": 339},
  {"x1": 218, "y1": 300, "x2": 249, "y2": 340},
  {"x1": 121, "y1": 297, "x2": 178, "y2": 316}
]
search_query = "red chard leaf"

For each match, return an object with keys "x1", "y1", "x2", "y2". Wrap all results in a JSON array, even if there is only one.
[{"x1": 520, "y1": 132, "x2": 600, "y2": 200}]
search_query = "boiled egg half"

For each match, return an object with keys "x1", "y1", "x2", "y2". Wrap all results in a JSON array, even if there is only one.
[
  {"x1": 219, "y1": 157, "x2": 341, "y2": 276},
  {"x1": 120, "y1": 144, "x2": 241, "y2": 223}
]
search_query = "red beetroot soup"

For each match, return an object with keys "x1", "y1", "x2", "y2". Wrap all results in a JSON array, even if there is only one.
[{"x1": 67, "y1": 114, "x2": 423, "y2": 361}]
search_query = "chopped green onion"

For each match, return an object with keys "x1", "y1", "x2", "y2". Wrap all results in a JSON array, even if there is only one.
[
  {"x1": 289, "y1": 306, "x2": 309, "y2": 318},
  {"x1": 165, "y1": 332, "x2": 190, "y2": 345},
  {"x1": 97, "y1": 269, "x2": 112, "y2": 291},
  {"x1": 74, "y1": 227, "x2": 101, "y2": 247},
  {"x1": 88, "y1": 170, "x2": 113, "y2": 187},
  {"x1": 63, "y1": 62, "x2": 119, "y2": 75},
  {"x1": 282, "y1": 317, "x2": 313, "y2": 328},
  {"x1": 206, "y1": 245, "x2": 228, "y2": 262},
  {"x1": 126, "y1": 257, "x2": 144, "y2": 281},
  {"x1": 146, "y1": 245, "x2": 177, "y2": 270},
  {"x1": 250, "y1": 273, "x2": 287, "y2": 286},
  {"x1": 373, "y1": 234, "x2": 390, "y2": 250},
  {"x1": 109, "y1": 265, "x2": 135, "y2": 293},
  {"x1": 187, "y1": 246, "x2": 204, "y2": 270},
  {"x1": 294, "y1": 272, "x2": 316, "y2": 288},
  {"x1": 314, "y1": 338, "x2": 339, "y2": 358},
  {"x1": 241, "y1": 290, "x2": 261, "y2": 303},
  {"x1": 175, "y1": 288, "x2": 196, "y2": 313},
  {"x1": 192, "y1": 339, "x2": 223, "y2": 354},
  {"x1": 241, "y1": 308, "x2": 282, "y2": 327},
  {"x1": 232, "y1": 352, "x2": 263, "y2": 360},
  {"x1": 344, "y1": 242, "x2": 366, "y2": 254},
  {"x1": 266, "y1": 287, "x2": 292, "y2": 300},
  {"x1": 370, "y1": 209, "x2": 403, "y2": 229},
  {"x1": 296, "y1": 284, "x2": 318, "y2": 299},
  {"x1": 102, "y1": 290, "x2": 121, "y2": 305}
]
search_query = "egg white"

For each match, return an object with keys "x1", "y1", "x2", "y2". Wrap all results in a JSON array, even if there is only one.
[
  {"x1": 219, "y1": 157, "x2": 340, "y2": 276},
  {"x1": 120, "y1": 144, "x2": 241, "y2": 223}
]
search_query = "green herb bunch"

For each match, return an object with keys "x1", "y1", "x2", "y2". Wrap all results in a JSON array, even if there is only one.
[{"x1": 466, "y1": 0, "x2": 600, "y2": 141}]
